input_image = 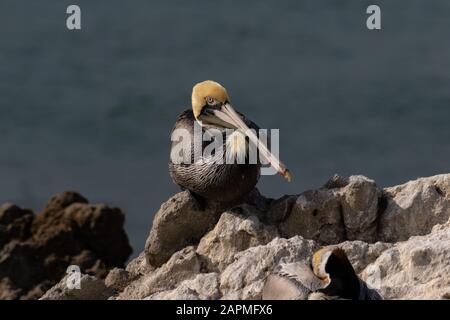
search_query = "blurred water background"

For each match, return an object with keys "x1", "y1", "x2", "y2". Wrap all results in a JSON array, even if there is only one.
[{"x1": 1, "y1": 0, "x2": 449, "y2": 256}]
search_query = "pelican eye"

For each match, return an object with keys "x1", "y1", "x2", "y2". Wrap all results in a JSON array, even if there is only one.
[{"x1": 205, "y1": 96, "x2": 215, "y2": 105}]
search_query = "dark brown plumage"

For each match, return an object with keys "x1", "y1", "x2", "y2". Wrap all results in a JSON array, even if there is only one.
[
  {"x1": 169, "y1": 109, "x2": 260, "y2": 203},
  {"x1": 168, "y1": 80, "x2": 291, "y2": 205}
]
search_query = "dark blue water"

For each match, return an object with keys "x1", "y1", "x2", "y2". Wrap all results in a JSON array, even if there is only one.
[{"x1": 1, "y1": 0, "x2": 449, "y2": 256}]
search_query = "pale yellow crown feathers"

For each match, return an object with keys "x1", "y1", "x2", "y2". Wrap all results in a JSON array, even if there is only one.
[
  {"x1": 192, "y1": 80, "x2": 230, "y2": 119},
  {"x1": 312, "y1": 247, "x2": 351, "y2": 282}
]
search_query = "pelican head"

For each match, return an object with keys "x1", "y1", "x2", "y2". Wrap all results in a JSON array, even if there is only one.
[
  {"x1": 312, "y1": 247, "x2": 362, "y2": 299},
  {"x1": 192, "y1": 80, "x2": 230, "y2": 122},
  {"x1": 191, "y1": 80, "x2": 292, "y2": 182}
]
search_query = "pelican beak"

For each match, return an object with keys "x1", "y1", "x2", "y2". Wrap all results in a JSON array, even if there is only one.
[{"x1": 200, "y1": 102, "x2": 292, "y2": 182}]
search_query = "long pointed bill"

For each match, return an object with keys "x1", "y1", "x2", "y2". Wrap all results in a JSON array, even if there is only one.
[{"x1": 205, "y1": 103, "x2": 292, "y2": 182}]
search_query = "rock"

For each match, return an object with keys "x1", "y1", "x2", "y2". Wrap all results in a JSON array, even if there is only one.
[
  {"x1": 32, "y1": 201, "x2": 131, "y2": 269},
  {"x1": 40, "y1": 274, "x2": 114, "y2": 300},
  {"x1": 0, "y1": 192, "x2": 132, "y2": 300},
  {"x1": 41, "y1": 191, "x2": 88, "y2": 215},
  {"x1": 197, "y1": 211, "x2": 278, "y2": 271},
  {"x1": 145, "y1": 273, "x2": 220, "y2": 300},
  {"x1": 338, "y1": 176, "x2": 381, "y2": 242},
  {"x1": 336, "y1": 241, "x2": 393, "y2": 274},
  {"x1": 0, "y1": 278, "x2": 21, "y2": 300},
  {"x1": 144, "y1": 191, "x2": 223, "y2": 268},
  {"x1": 278, "y1": 175, "x2": 381, "y2": 244},
  {"x1": 0, "y1": 204, "x2": 33, "y2": 247},
  {"x1": 105, "y1": 268, "x2": 136, "y2": 292},
  {"x1": 126, "y1": 251, "x2": 152, "y2": 276},
  {"x1": 145, "y1": 286, "x2": 199, "y2": 300},
  {"x1": 323, "y1": 174, "x2": 349, "y2": 189},
  {"x1": 361, "y1": 220, "x2": 450, "y2": 299},
  {"x1": 116, "y1": 173, "x2": 450, "y2": 300},
  {"x1": 378, "y1": 174, "x2": 450, "y2": 242},
  {"x1": 279, "y1": 188, "x2": 345, "y2": 244},
  {"x1": 116, "y1": 246, "x2": 201, "y2": 300},
  {"x1": 4, "y1": 173, "x2": 450, "y2": 300},
  {"x1": 265, "y1": 195, "x2": 296, "y2": 224},
  {"x1": 0, "y1": 203, "x2": 33, "y2": 225}
]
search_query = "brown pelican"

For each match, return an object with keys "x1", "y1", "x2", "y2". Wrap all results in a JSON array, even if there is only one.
[
  {"x1": 262, "y1": 247, "x2": 383, "y2": 300},
  {"x1": 169, "y1": 80, "x2": 291, "y2": 205}
]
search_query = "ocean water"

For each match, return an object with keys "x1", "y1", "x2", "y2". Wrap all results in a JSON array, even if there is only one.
[{"x1": 1, "y1": 0, "x2": 449, "y2": 257}]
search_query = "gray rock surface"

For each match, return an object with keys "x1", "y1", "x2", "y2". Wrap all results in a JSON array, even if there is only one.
[
  {"x1": 278, "y1": 175, "x2": 381, "y2": 244},
  {"x1": 39, "y1": 173, "x2": 450, "y2": 300},
  {"x1": 378, "y1": 174, "x2": 450, "y2": 242},
  {"x1": 362, "y1": 220, "x2": 450, "y2": 299},
  {"x1": 196, "y1": 211, "x2": 278, "y2": 271},
  {"x1": 105, "y1": 268, "x2": 136, "y2": 292},
  {"x1": 145, "y1": 273, "x2": 220, "y2": 300},
  {"x1": 116, "y1": 246, "x2": 201, "y2": 299},
  {"x1": 144, "y1": 191, "x2": 223, "y2": 268}
]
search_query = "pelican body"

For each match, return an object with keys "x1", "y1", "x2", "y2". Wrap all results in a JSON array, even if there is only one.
[{"x1": 169, "y1": 80, "x2": 291, "y2": 203}]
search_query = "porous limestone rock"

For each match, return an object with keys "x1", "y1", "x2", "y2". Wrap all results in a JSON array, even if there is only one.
[
  {"x1": 144, "y1": 191, "x2": 223, "y2": 268},
  {"x1": 378, "y1": 174, "x2": 450, "y2": 242},
  {"x1": 145, "y1": 273, "x2": 220, "y2": 300},
  {"x1": 362, "y1": 219, "x2": 450, "y2": 299},
  {"x1": 196, "y1": 211, "x2": 278, "y2": 271},
  {"x1": 116, "y1": 246, "x2": 201, "y2": 299},
  {"x1": 105, "y1": 268, "x2": 136, "y2": 292},
  {"x1": 278, "y1": 175, "x2": 381, "y2": 244}
]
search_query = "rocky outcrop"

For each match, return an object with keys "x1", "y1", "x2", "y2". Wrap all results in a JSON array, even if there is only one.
[
  {"x1": 38, "y1": 174, "x2": 450, "y2": 300},
  {"x1": 0, "y1": 192, "x2": 132, "y2": 300}
]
